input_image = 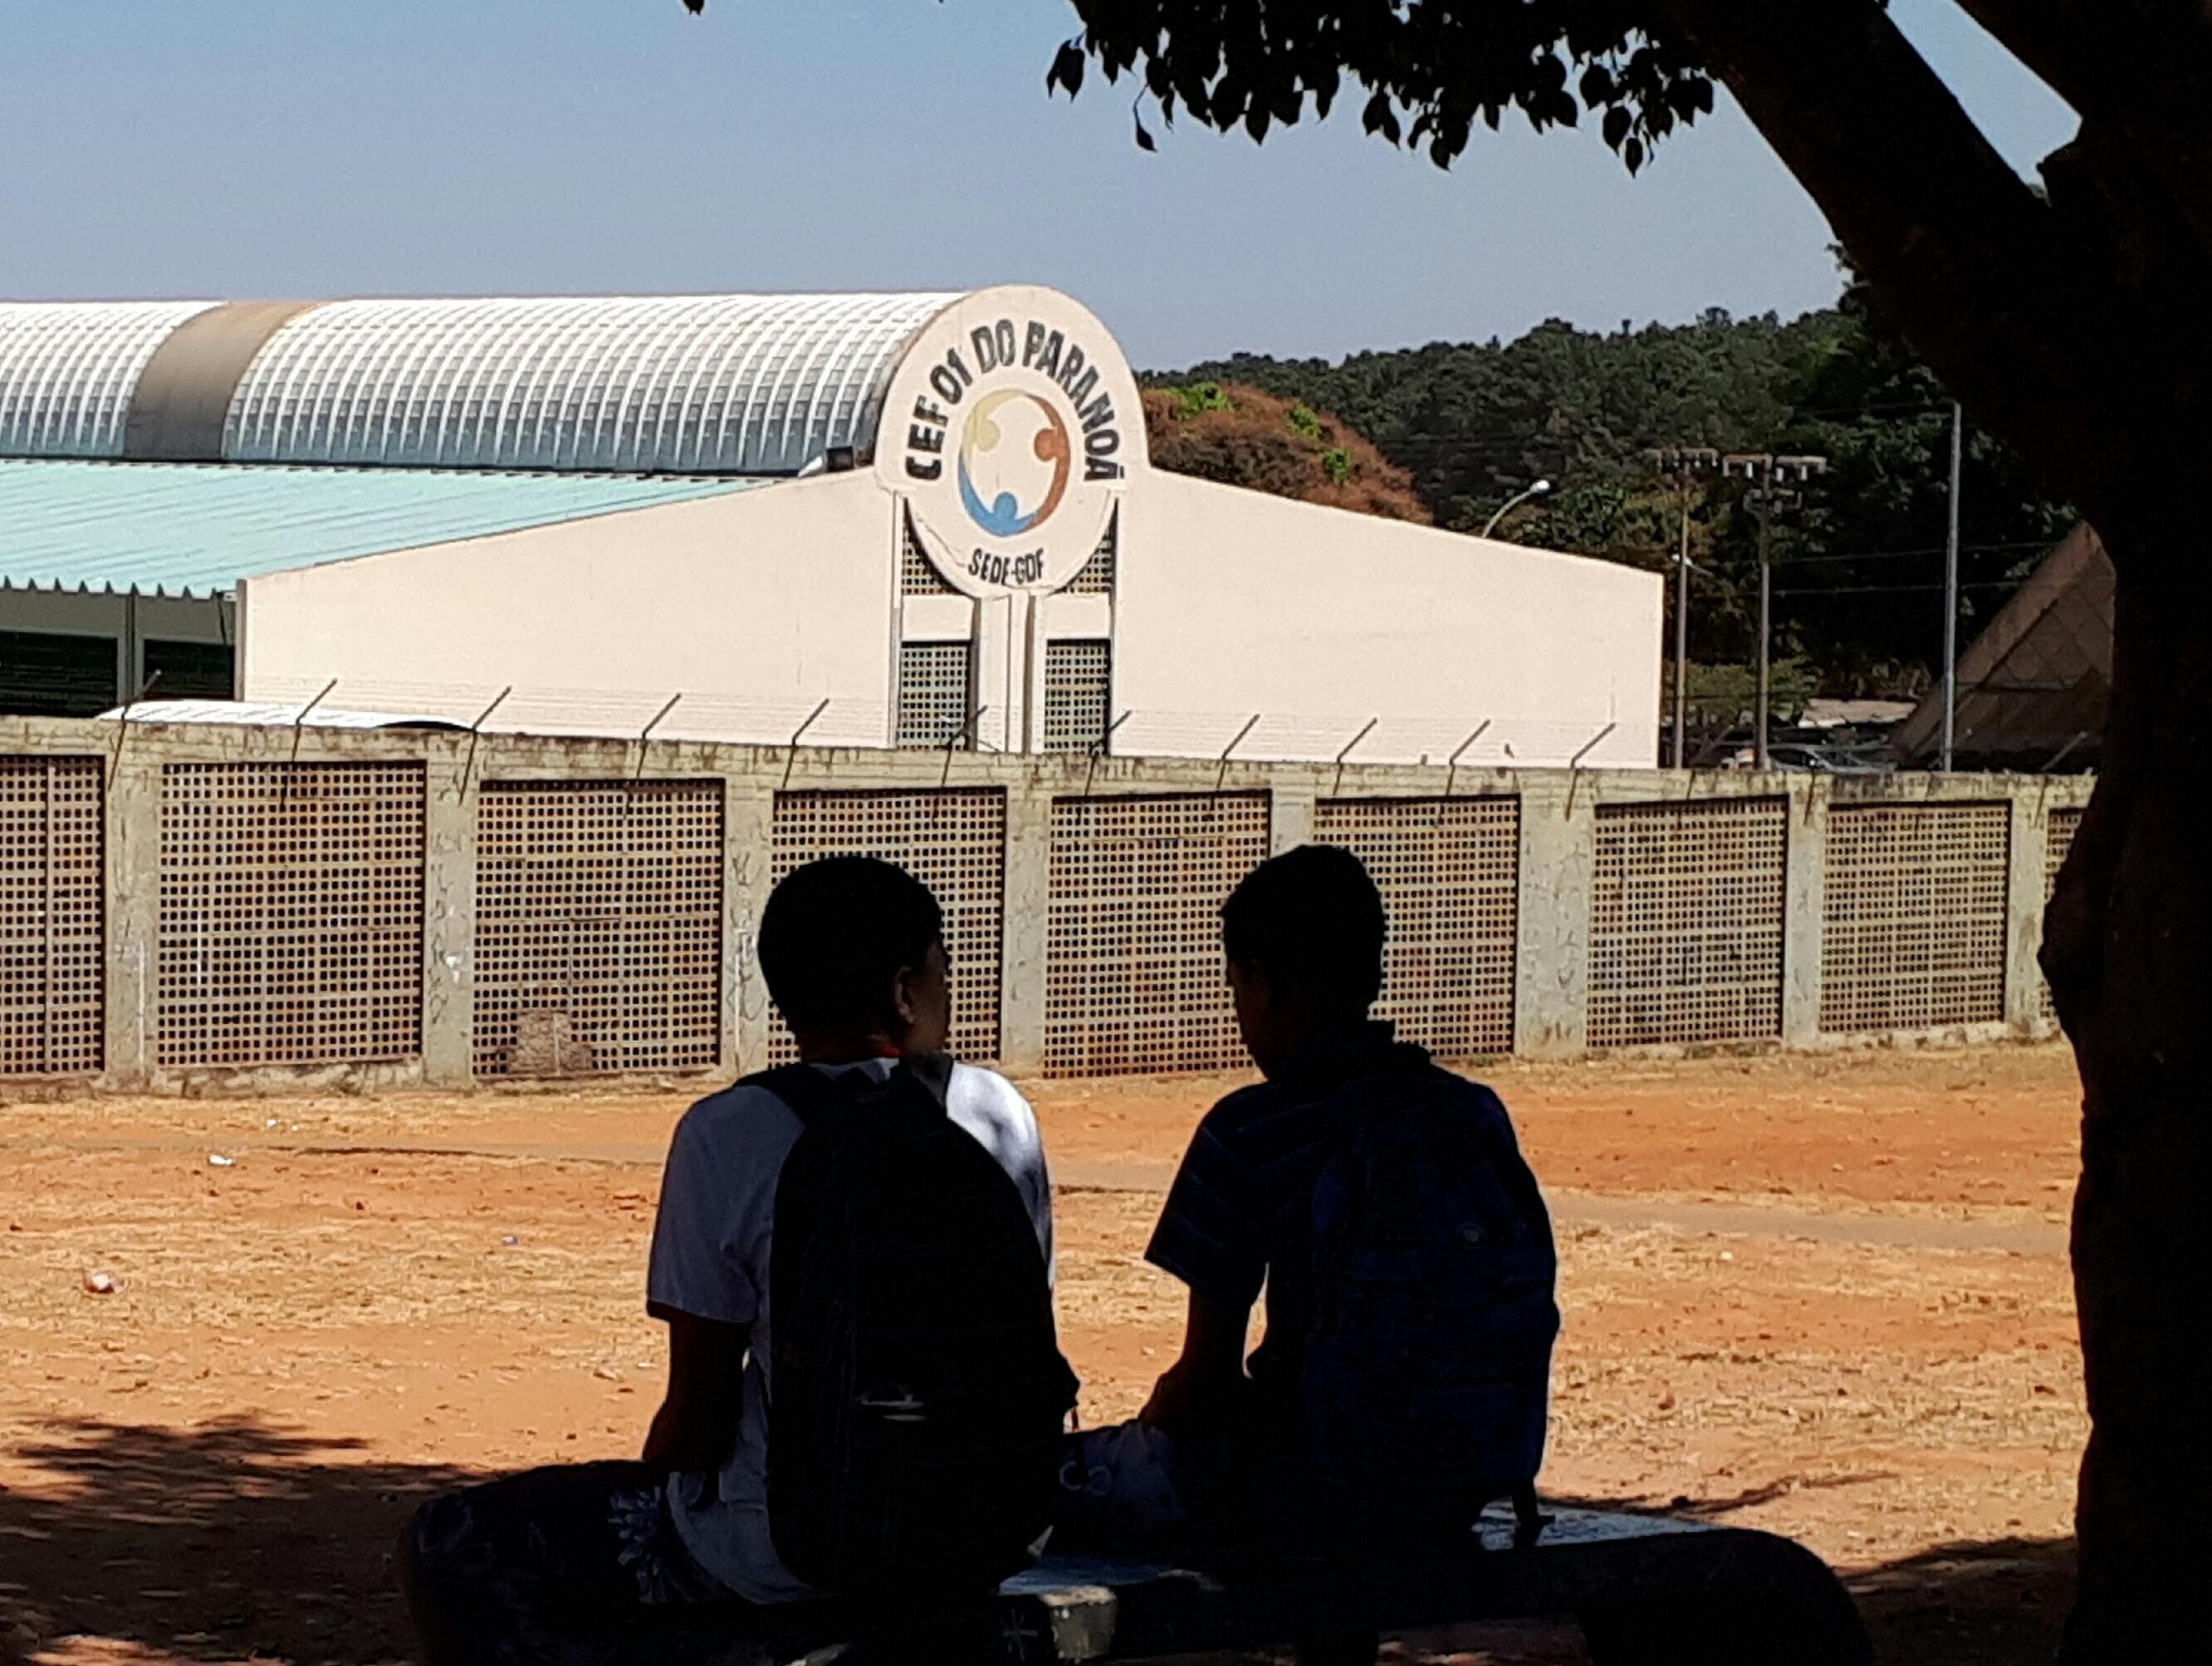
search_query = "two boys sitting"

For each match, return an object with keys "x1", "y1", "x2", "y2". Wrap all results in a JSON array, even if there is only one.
[{"x1": 404, "y1": 845, "x2": 1557, "y2": 1659}]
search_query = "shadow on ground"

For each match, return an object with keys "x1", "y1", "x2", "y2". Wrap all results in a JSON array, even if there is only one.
[
  {"x1": 0, "y1": 1414, "x2": 465, "y2": 1664},
  {"x1": 0, "y1": 1418, "x2": 2073, "y2": 1665}
]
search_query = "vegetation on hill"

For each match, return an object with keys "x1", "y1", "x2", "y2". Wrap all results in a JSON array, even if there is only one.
[
  {"x1": 1152, "y1": 284, "x2": 2073, "y2": 706},
  {"x1": 1141, "y1": 381, "x2": 1431, "y2": 522}
]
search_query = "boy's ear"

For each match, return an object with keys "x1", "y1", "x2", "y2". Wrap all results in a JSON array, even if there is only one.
[{"x1": 888, "y1": 963, "x2": 920, "y2": 1029}]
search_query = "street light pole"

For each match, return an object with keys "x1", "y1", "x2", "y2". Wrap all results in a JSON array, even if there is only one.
[
  {"x1": 1673, "y1": 488, "x2": 1691, "y2": 767},
  {"x1": 1482, "y1": 478, "x2": 1553, "y2": 538}
]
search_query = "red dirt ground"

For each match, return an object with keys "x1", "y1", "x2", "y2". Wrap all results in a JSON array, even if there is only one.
[{"x1": 0, "y1": 1043, "x2": 2086, "y2": 1664}]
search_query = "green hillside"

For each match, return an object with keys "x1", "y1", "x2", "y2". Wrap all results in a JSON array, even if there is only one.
[{"x1": 1154, "y1": 287, "x2": 2074, "y2": 705}]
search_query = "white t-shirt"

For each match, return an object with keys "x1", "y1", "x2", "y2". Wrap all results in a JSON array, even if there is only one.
[{"x1": 646, "y1": 1059, "x2": 1054, "y2": 1604}]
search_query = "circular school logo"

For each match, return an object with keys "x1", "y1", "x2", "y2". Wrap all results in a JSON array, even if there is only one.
[
  {"x1": 877, "y1": 286, "x2": 1147, "y2": 598},
  {"x1": 957, "y1": 391, "x2": 1072, "y2": 538}
]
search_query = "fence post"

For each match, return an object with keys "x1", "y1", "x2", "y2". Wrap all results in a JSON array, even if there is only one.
[
  {"x1": 997, "y1": 776, "x2": 1053, "y2": 1076},
  {"x1": 2004, "y1": 784, "x2": 2050, "y2": 1031},
  {"x1": 726, "y1": 774, "x2": 777, "y2": 1076},
  {"x1": 101, "y1": 747, "x2": 161, "y2": 1089},
  {"x1": 1514, "y1": 769, "x2": 1595, "y2": 1058},
  {"x1": 419, "y1": 742, "x2": 477, "y2": 1086},
  {"x1": 1780, "y1": 774, "x2": 1828, "y2": 1048},
  {"x1": 1271, "y1": 773, "x2": 1317, "y2": 855}
]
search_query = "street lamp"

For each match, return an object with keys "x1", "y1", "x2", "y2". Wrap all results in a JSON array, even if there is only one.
[{"x1": 1482, "y1": 478, "x2": 1553, "y2": 538}]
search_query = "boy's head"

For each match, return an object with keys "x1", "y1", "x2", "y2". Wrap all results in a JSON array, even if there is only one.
[
  {"x1": 1220, "y1": 844, "x2": 1387, "y2": 1077},
  {"x1": 758, "y1": 855, "x2": 951, "y2": 1059}
]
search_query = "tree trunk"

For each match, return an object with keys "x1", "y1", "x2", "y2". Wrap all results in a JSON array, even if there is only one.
[{"x1": 2043, "y1": 519, "x2": 2212, "y2": 1659}]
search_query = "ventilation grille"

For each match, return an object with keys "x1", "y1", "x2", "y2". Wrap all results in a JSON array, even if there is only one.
[
  {"x1": 1315, "y1": 796, "x2": 1520, "y2": 1058},
  {"x1": 474, "y1": 782, "x2": 724, "y2": 1078},
  {"x1": 1043, "y1": 639, "x2": 1113, "y2": 754},
  {"x1": 768, "y1": 791, "x2": 1006, "y2": 1066},
  {"x1": 900, "y1": 512, "x2": 958, "y2": 595},
  {"x1": 897, "y1": 641, "x2": 972, "y2": 749},
  {"x1": 1045, "y1": 793, "x2": 1270, "y2": 1076},
  {"x1": 1064, "y1": 516, "x2": 1118, "y2": 595},
  {"x1": 2040, "y1": 806, "x2": 2082, "y2": 1020},
  {"x1": 1590, "y1": 798, "x2": 1786, "y2": 1048},
  {"x1": 0, "y1": 757, "x2": 104, "y2": 1076},
  {"x1": 157, "y1": 763, "x2": 424, "y2": 1069},
  {"x1": 1822, "y1": 801, "x2": 2010, "y2": 1034}
]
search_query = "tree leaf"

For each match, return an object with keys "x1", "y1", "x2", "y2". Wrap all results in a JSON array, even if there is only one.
[
  {"x1": 1134, "y1": 110, "x2": 1157, "y2": 152},
  {"x1": 1047, "y1": 41, "x2": 1085, "y2": 99},
  {"x1": 1363, "y1": 90, "x2": 1402, "y2": 145}
]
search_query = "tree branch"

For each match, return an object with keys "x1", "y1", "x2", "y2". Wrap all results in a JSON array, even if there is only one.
[
  {"x1": 1946, "y1": 1, "x2": 2093, "y2": 120},
  {"x1": 1953, "y1": 2, "x2": 2212, "y2": 268},
  {"x1": 1652, "y1": 0, "x2": 2140, "y2": 527}
]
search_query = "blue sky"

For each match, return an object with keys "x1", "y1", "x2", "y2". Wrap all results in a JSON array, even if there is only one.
[{"x1": 4, "y1": 2, "x2": 2072, "y2": 368}]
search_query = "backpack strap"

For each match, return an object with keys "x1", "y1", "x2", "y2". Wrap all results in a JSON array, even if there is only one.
[
  {"x1": 1511, "y1": 1482, "x2": 1550, "y2": 1550},
  {"x1": 739, "y1": 1055, "x2": 956, "y2": 1129},
  {"x1": 739, "y1": 1063, "x2": 846, "y2": 1129}
]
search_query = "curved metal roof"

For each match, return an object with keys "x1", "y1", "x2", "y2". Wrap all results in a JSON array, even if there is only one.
[
  {"x1": 224, "y1": 292, "x2": 960, "y2": 473},
  {"x1": 0, "y1": 301, "x2": 218, "y2": 458}
]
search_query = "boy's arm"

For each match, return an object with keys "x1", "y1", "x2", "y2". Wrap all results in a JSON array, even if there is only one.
[
  {"x1": 1140, "y1": 1100, "x2": 1270, "y2": 1436},
  {"x1": 1138, "y1": 1286, "x2": 1251, "y2": 1436},
  {"x1": 643, "y1": 1305, "x2": 750, "y2": 1473},
  {"x1": 642, "y1": 1095, "x2": 767, "y2": 1474}
]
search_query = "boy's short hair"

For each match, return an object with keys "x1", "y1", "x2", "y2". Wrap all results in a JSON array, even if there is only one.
[
  {"x1": 1220, "y1": 844, "x2": 1387, "y2": 1012},
  {"x1": 759, "y1": 855, "x2": 945, "y2": 1031}
]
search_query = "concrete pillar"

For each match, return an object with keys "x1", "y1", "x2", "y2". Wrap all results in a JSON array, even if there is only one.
[
  {"x1": 726, "y1": 776, "x2": 777, "y2": 1075},
  {"x1": 418, "y1": 752, "x2": 476, "y2": 1087},
  {"x1": 1515, "y1": 772, "x2": 1595, "y2": 1058},
  {"x1": 997, "y1": 775, "x2": 1055, "y2": 1076},
  {"x1": 101, "y1": 748, "x2": 160, "y2": 1088},
  {"x1": 1780, "y1": 777, "x2": 1829, "y2": 1047},
  {"x1": 971, "y1": 595, "x2": 1024, "y2": 757},
  {"x1": 2004, "y1": 788, "x2": 2051, "y2": 1030},
  {"x1": 1270, "y1": 779, "x2": 1316, "y2": 855}
]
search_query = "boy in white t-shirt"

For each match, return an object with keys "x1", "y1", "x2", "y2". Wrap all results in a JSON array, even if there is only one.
[{"x1": 401, "y1": 856, "x2": 1055, "y2": 1664}]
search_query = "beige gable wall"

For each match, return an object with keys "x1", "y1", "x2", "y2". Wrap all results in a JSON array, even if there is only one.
[
  {"x1": 1112, "y1": 471, "x2": 1661, "y2": 767},
  {"x1": 237, "y1": 472, "x2": 897, "y2": 745}
]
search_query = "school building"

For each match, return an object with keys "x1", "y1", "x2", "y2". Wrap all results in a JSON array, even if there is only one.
[{"x1": 0, "y1": 288, "x2": 1658, "y2": 767}]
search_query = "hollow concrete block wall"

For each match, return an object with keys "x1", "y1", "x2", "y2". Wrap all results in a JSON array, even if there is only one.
[{"x1": 0, "y1": 716, "x2": 2096, "y2": 1095}]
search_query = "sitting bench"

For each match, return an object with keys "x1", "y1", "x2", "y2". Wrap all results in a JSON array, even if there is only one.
[{"x1": 678, "y1": 1506, "x2": 1871, "y2": 1665}]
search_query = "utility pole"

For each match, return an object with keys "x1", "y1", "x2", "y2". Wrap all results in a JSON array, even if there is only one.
[
  {"x1": 1675, "y1": 499, "x2": 1691, "y2": 768},
  {"x1": 1725, "y1": 453, "x2": 1829, "y2": 770},
  {"x1": 1643, "y1": 447, "x2": 1719, "y2": 767},
  {"x1": 1940, "y1": 401, "x2": 1963, "y2": 772}
]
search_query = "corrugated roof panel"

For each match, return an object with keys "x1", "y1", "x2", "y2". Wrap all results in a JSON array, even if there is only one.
[
  {"x1": 0, "y1": 458, "x2": 769, "y2": 596},
  {"x1": 222, "y1": 292, "x2": 958, "y2": 474},
  {"x1": 0, "y1": 301, "x2": 217, "y2": 458}
]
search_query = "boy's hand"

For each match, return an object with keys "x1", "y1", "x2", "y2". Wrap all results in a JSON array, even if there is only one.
[
  {"x1": 1141, "y1": 1286, "x2": 1252, "y2": 1434},
  {"x1": 1139, "y1": 1354, "x2": 1243, "y2": 1436}
]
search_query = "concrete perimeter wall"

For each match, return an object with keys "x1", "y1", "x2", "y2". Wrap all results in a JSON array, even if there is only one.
[{"x1": 0, "y1": 717, "x2": 2092, "y2": 1095}]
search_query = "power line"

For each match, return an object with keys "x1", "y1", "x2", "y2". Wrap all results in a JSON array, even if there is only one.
[
  {"x1": 1764, "y1": 537, "x2": 2055, "y2": 568},
  {"x1": 1774, "y1": 579, "x2": 2020, "y2": 598}
]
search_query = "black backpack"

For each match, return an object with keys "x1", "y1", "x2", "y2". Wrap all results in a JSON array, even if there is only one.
[
  {"x1": 754, "y1": 1056, "x2": 1079, "y2": 1597},
  {"x1": 1301, "y1": 1048, "x2": 1559, "y2": 1529}
]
